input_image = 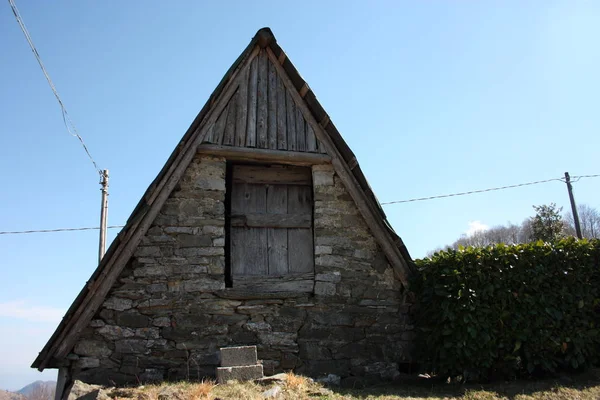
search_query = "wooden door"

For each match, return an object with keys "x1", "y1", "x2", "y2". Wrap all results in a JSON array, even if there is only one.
[{"x1": 229, "y1": 165, "x2": 314, "y2": 292}]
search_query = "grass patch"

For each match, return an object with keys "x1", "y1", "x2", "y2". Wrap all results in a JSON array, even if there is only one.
[{"x1": 101, "y1": 368, "x2": 600, "y2": 400}]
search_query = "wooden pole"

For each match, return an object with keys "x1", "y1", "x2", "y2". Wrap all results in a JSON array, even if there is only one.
[
  {"x1": 99, "y1": 169, "x2": 109, "y2": 263},
  {"x1": 564, "y1": 172, "x2": 582, "y2": 239},
  {"x1": 54, "y1": 367, "x2": 72, "y2": 400}
]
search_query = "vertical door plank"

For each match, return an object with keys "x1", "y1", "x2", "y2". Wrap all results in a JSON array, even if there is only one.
[
  {"x1": 276, "y1": 76, "x2": 287, "y2": 150},
  {"x1": 222, "y1": 91, "x2": 237, "y2": 146},
  {"x1": 286, "y1": 91, "x2": 297, "y2": 151},
  {"x1": 230, "y1": 182, "x2": 248, "y2": 277},
  {"x1": 295, "y1": 107, "x2": 306, "y2": 151},
  {"x1": 246, "y1": 56, "x2": 258, "y2": 147},
  {"x1": 231, "y1": 182, "x2": 267, "y2": 276},
  {"x1": 267, "y1": 59, "x2": 278, "y2": 149},
  {"x1": 306, "y1": 120, "x2": 317, "y2": 152},
  {"x1": 288, "y1": 185, "x2": 314, "y2": 274},
  {"x1": 230, "y1": 226, "x2": 246, "y2": 276},
  {"x1": 243, "y1": 227, "x2": 268, "y2": 275},
  {"x1": 235, "y1": 68, "x2": 249, "y2": 147},
  {"x1": 257, "y1": 51, "x2": 268, "y2": 148},
  {"x1": 266, "y1": 185, "x2": 288, "y2": 275},
  {"x1": 213, "y1": 103, "x2": 229, "y2": 145}
]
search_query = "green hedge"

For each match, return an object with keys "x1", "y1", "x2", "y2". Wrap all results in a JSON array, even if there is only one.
[{"x1": 412, "y1": 238, "x2": 600, "y2": 381}]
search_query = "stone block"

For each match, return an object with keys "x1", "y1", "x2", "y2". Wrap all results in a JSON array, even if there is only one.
[
  {"x1": 244, "y1": 321, "x2": 272, "y2": 333},
  {"x1": 216, "y1": 364, "x2": 263, "y2": 383},
  {"x1": 74, "y1": 340, "x2": 112, "y2": 358},
  {"x1": 103, "y1": 297, "x2": 133, "y2": 311},
  {"x1": 117, "y1": 312, "x2": 150, "y2": 328},
  {"x1": 89, "y1": 319, "x2": 105, "y2": 328},
  {"x1": 152, "y1": 317, "x2": 171, "y2": 327},
  {"x1": 133, "y1": 265, "x2": 170, "y2": 278},
  {"x1": 97, "y1": 325, "x2": 135, "y2": 340},
  {"x1": 176, "y1": 247, "x2": 225, "y2": 257},
  {"x1": 183, "y1": 279, "x2": 225, "y2": 292},
  {"x1": 135, "y1": 327, "x2": 160, "y2": 339},
  {"x1": 115, "y1": 339, "x2": 148, "y2": 354},
  {"x1": 313, "y1": 170, "x2": 334, "y2": 186},
  {"x1": 134, "y1": 246, "x2": 161, "y2": 257},
  {"x1": 203, "y1": 225, "x2": 225, "y2": 236},
  {"x1": 74, "y1": 357, "x2": 100, "y2": 370},
  {"x1": 315, "y1": 245, "x2": 333, "y2": 255},
  {"x1": 147, "y1": 283, "x2": 167, "y2": 293},
  {"x1": 177, "y1": 234, "x2": 213, "y2": 248},
  {"x1": 220, "y1": 345, "x2": 258, "y2": 367},
  {"x1": 258, "y1": 332, "x2": 297, "y2": 348},
  {"x1": 140, "y1": 368, "x2": 164, "y2": 382},
  {"x1": 314, "y1": 282, "x2": 336, "y2": 296},
  {"x1": 316, "y1": 272, "x2": 341, "y2": 283}
]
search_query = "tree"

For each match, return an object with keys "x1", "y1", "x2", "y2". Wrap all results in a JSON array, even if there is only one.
[
  {"x1": 529, "y1": 203, "x2": 566, "y2": 242},
  {"x1": 426, "y1": 203, "x2": 594, "y2": 256},
  {"x1": 565, "y1": 204, "x2": 600, "y2": 239}
]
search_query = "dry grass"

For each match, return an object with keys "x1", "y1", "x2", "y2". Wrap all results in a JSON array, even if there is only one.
[
  {"x1": 101, "y1": 369, "x2": 600, "y2": 400},
  {"x1": 189, "y1": 380, "x2": 216, "y2": 399},
  {"x1": 285, "y1": 371, "x2": 310, "y2": 389}
]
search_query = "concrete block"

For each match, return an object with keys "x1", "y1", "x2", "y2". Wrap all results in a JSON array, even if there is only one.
[
  {"x1": 220, "y1": 345, "x2": 258, "y2": 367},
  {"x1": 216, "y1": 364, "x2": 264, "y2": 383}
]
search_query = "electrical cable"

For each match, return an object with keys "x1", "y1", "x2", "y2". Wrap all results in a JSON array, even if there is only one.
[
  {"x1": 8, "y1": 0, "x2": 101, "y2": 174},
  {"x1": 1, "y1": 175, "x2": 597, "y2": 234},
  {"x1": 380, "y1": 174, "x2": 599, "y2": 206},
  {"x1": 0, "y1": 226, "x2": 124, "y2": 235}
]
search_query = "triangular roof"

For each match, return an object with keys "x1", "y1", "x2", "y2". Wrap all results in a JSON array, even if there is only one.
[{"x1": 32, "y1": 27, "x2": 414, "y2": 371}]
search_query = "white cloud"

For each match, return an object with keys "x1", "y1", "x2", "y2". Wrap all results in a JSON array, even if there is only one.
[
  {"x1": 0, "y1": 300, "x2": 65, "y2": 323},
  {"x1": 465, "y1": 220, "x2": 489, "y2": 236}
]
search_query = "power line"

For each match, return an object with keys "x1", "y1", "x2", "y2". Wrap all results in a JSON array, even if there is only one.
[
  {"x1": 0, "y1": 226, "x2": 124, "y2": 235},
  {"x1": 570, "y1": 174, "x2": 600, "y2": 183},
  {"x1": 8, "y1": 0, "x2": 101, "y2": 174},
  {"x1": 0, "y1": 175, "x2": 597, "y2": 235},
  {"x1": 381, "y1": 174, "x2": 599, "y2": 206}
]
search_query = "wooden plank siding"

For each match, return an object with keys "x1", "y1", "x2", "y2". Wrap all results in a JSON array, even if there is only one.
[
  {"x1": 202, "y1": 49, "x2": 322, "y2": 154},
  {"x1": 229, "y1": 165, "x2": 314, "y2": 291}
]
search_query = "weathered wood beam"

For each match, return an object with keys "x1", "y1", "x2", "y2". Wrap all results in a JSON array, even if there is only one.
[
  {"x1": 197, "y1": 144, "x2": 331, "y2": 166},
  {"x1": 231, "y1": 213, "x2": 311, "y2": 228},
  {"x1": 214, "y1": 289, "x2": 308, "y2": 300},
  {"x1": 265, "y1": 47, "x2": 412, "y2": 287},
  {"x1": 233, "y1": 164, "x2": 311, "y2": 185},
  {"x1": 55, "y1": 367, "x2": 72, "y2": 400}
]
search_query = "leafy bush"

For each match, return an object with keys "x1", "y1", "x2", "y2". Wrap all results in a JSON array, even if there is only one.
[{"x1": 412, "y1": 238, "x2": 600, "y2": 381}]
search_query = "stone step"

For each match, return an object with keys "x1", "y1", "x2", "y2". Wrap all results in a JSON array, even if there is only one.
[
  {"x1": 220, "y1": 345, "x2": 258, "y2": 367},
  {"x1": 216, "y1": 364, "x2": 264, "y2": 383}
]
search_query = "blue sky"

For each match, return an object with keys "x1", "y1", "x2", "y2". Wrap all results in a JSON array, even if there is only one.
[{"x1": 1, "y1": 0, "x2": 598, "y2": 391}]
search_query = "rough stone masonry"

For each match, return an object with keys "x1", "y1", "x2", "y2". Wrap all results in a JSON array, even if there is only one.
[{"x1": 69, "y1": 155, "x2": 415, "y2": 385}]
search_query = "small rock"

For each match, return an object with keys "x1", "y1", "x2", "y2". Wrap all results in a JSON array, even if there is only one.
[
  {"x1": 316, "y1": 374, "x2": 341, "y2": 386},
  {"x1": 68, "y1": 380, "x2": 110, "y2": 400},
  {"x1": 262, "y1": 385, "x2": 281, "y2": 398},
  {"x1": 157, "y1": 386, "x2": 185, "y2": 400},
  {"x1": 255, "y1": 373, "x2": 288, "y2": 385}
]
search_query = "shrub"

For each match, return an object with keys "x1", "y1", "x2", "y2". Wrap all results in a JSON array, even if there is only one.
[{"x1": 412, "y1": 238, "x2": 600, "y2": 381}]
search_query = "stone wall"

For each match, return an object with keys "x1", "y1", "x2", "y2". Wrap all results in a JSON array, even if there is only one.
[{"x1": 70, "y1": 156, "x2": 414, "y2": 385}]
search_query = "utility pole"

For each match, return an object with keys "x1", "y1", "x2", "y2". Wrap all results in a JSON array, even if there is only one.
[
  {"x1": 564, "y1": 172, "x2": 582, "y2": 239},
  {"x1": 99, "y1": 169, "x2": 109, "y2": 263}
]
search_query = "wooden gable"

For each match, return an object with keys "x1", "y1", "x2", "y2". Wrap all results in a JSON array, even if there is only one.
[{"x1": 202, "y1": 50, "x2": 326, "y2": 154}]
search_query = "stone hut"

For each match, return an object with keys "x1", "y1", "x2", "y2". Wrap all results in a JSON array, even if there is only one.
[{"x1": 32, "y1": 28, "x2": 415, "y2": 395}]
